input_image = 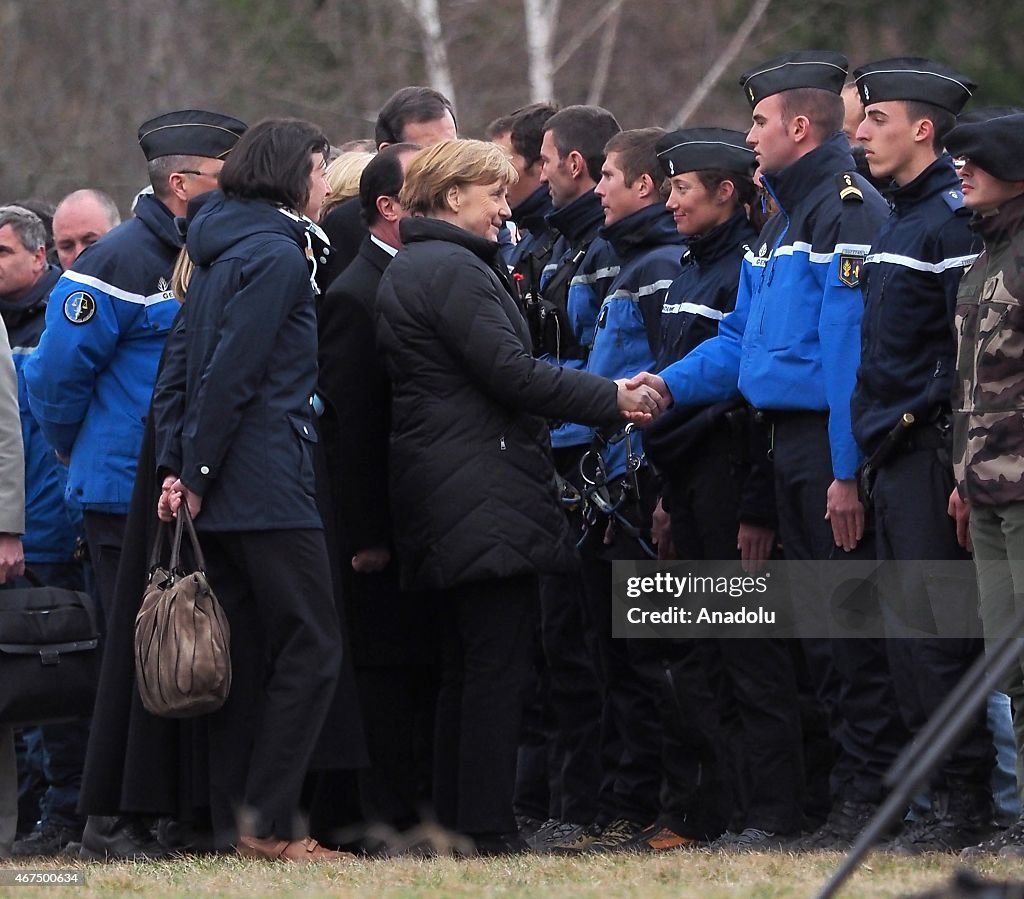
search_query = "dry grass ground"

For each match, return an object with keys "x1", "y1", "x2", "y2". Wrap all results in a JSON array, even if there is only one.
[{"x1": 1, "y1": 850, "x2": 1024, "y2": 898}]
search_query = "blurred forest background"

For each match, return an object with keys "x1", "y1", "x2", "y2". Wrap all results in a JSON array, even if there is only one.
[{"x1": 2, "y1": 0, "x2": 1021, "y2": 212}]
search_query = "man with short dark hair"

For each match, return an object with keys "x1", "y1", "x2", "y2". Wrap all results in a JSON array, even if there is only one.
[
  {"x1": 51, "y1": 190, "x2": 121, "y2": 271},
  {"x1": 851, "y1": 58, "x2": 995, "y2": 855},
  {"x1": 317, "y1": 144, "x2": 430, "y2": 835},
  {"x1": 322, "y1": 87, "x2": 458, "y2": 284},
  {"x1": 23, "y1": 108, "x2": 246, "y2": 861},
  {"x1": 0, "y1": 204, "x2": 90, "y2": 857},
  {"x1": 519, "y1": 105, "x2": 621, "y2": 854},
  {"x1": 631, "y1": 51, "x2": 898, "y2": 849},
  {"x1": 487, "y1": 102, "x2": 559, "y2": 275}
]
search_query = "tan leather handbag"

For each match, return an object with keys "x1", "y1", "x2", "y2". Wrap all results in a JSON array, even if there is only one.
[{"x1": 134, "y1": 506, "x2": 231, "y2": 718}]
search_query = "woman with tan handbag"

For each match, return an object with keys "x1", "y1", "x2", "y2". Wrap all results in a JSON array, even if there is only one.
[{"x1": 155, "y1": 118, "x2": 350, "y2": 863}]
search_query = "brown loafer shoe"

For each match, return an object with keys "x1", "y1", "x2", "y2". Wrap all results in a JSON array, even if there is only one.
[{"x1": 237, "y1": 835, "x2": 354, "y2": 863}]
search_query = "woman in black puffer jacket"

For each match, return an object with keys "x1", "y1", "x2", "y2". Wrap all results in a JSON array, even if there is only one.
[{"x1": 376, "y1": 139, "x2": 662, "y2": 854}]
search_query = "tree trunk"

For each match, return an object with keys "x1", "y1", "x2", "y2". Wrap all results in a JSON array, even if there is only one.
[{"x1": 522, "y1": 0, "x2": 560, "y2": 102}]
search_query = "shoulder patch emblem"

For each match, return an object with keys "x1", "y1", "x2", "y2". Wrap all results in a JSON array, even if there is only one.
[
  {"x1": 63, "y1": 291, "x2": 96, "y2": 324},
  {"x1": 838, "y1": 253, "x2": 865, "y2": 288},
  {"x1": 837, "y1": 173, "x2": 864, "y2": 203},
  {"x1": 157, "y1": 277, "x2": 170, "y2": 292}
]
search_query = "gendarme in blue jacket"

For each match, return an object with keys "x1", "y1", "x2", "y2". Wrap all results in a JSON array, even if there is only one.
[
  {"x1": 568, "y1": 202, "x2": 683, "y2": 476},
  {"x1": 159, "y1": 193, "x2": 323, "y2": 532},
  {"x1": 0, "y1": 266, "x2": 78, "y2": 562},
  {"x1": 659, "y1": 134, "x2": 890, "y2": 480},
  {"x1": 548, "y1": 191, "x2": 620, "y2": 450},
  {"x1": 851, "y1": 155, "x2": 979, "y2": 450},
  {"x1": 24, "y1": 194, "x2": 182, "y2": 513}
]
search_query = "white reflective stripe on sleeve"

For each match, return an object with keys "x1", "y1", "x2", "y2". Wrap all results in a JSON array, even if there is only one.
[
  {"x1": 772, "y1": 241, "x2": 873, "y2": 264},
  {"x1": 570, "y1": 265, "x2": 620, "y2": 287},
  {"x1": 661, "y1": 302, "x2": 725, "y2": 320},
  {"x1": 863, "y1": 251, "x2": 980, "y2": 273}
]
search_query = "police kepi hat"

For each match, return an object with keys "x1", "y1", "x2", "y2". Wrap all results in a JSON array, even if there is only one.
[
  {"x1": 853, "y1": 58, "x2": 975, "y2": 114},
  {"x1": 138, "y1": 110, "x2": 248, "y2": 161},
  {"x1": 656, "y1": 128, "x2": 755, "y2": 178},
  {"x1": 739, "y1": 51, "x2": 848, "y2": 108},
  {"x1": 945, "y1": 113, "x2": 1024, "y2": 182}
]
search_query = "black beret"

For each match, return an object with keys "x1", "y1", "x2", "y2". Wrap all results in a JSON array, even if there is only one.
[
  {"x1": 138, "y1": 109, "x2": 247, "y2": 161},
  {"x1": 956, "y1": 106, "x2": 1024, "y2": 126},
  {"x1": 945, "y1": 113, "x2": 1024, "y2": 182},
  {"x1": 656, "y1": 128, "x2": 755, "y2": 178},
  {"x1": 853, "y1": 58, "x2": 975, "y2": 114},
  {"x1": 739, "y1": 51, "x2": 848, "y2": 108}
]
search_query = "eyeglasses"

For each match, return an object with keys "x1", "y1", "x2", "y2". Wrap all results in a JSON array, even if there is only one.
[{"x1": 178, "y1": 170, "x2": 220, "y2": 179}]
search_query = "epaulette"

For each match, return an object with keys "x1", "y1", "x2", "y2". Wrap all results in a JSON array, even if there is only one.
[
  {"x1": 940, "y1": 187, "x2": 968, "y2": 214},
  {"x1": 837, "y1": 173, "x2": 864, "y2": 203}
]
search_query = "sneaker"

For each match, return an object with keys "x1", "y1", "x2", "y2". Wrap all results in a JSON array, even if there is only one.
[
  {"x1": 711, "y1": 827, "x2": 788, "y2": 852},
  {"x1": 12, "y1": 826, "x2": 82, "y2": 858},
  {"x1": 547, "y1": 822, "x2": 603, "y2": 854},
  {"x1": 79, "y1": 815, "x2": 171, "y2": 861},
  {"x1": 585, "y1": 818, "x2": 649, "y2": 854},
  {"x1": 529, "y1": 821, "x2": 584, "y2": 852},
  {"x1": 788, "y1": 798, "x2": 880, "y2": 851},
  {"x1": 886, "y1": 815, "x2": 995, "y2": 856},
  {"x1": 624, "y1": 823, "x2": 701, "y2": 852},
  {"x1": 960, "y1": 815, "x2": 1024, "y2": 859}
]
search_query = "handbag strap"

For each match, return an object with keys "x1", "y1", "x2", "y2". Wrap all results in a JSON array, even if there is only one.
[
  {"x1": 171, "y1": 504, "x2": 208, "y2": 573},
  {"x1": 148, "y1": 522, "x2": 172, "y2": 572}
]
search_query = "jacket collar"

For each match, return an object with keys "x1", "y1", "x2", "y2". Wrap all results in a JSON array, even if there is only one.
[
  {"x1": 0, "y1": 264, "x2": 60, "y2": 327},
  {"x1": 546, "y1": 189, "x2": 605, "y2": 243},
  {"x1": 684, "y1": 209, "x2": 756, "y2": 267},
  {"x1": 762, "y1": 132, "x2": 856, "y2": 212},
  {"x1": 600, "y1": 202, "x2": 681, "y2": 259},
  {"x1": 132, "y1": 192, "x2": 185, "y2": 252},
  {"x1": 400, "y1": 216, "x2": 502, "y2": 265},
  {"x1": 511, "y1": 185, "x2": 553, "y2": 235},
  {"x1": 972, "y1": 191, "x2": 1024, "y2": 246},
  {"x1": 890, "y1": 154, "x2": 961, "y2": 212}
]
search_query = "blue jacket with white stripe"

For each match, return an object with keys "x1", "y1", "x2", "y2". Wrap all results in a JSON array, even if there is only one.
[
  {"x1": 548, "y1": 192, "x2": 620, "y2": 449},
  {"x1": 660, "y1": 134, "x2": 890, "y2": 480},
  {"x1": 0, "y1": 266, "x2": 79, "y2": 561},
  {"x1": 851, "y1": 155, "x2": 979, "y2": 449},
  {"x1": 571, "y1": 202, "x2": 683, "y2": 476},
  {"x1": 24, "y1": 194, "x2": 182, "y2": 513},
  {"x1": 655, "y1": 209, "x2": 757, "y2": 371}
]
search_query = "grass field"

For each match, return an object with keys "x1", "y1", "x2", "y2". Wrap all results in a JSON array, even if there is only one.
[{"x1": 1, "y1": 851, "x2": 1023, "y2": 898}]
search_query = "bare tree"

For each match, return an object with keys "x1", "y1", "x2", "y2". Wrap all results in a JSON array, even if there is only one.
[
  {"x1": 667, "y1": 0, "x2": 772, "y2": 128},
  {"x1": 398, "y1": 0, "x2": 457, "y2": 108},
  {"x1": 522, "y1": 0, "x2": 561, "y2": 101}
]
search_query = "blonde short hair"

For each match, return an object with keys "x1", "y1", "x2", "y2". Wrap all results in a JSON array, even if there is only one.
[
  {"x1": 400, "y1": 139, "x2": 517, "y2": 216},
  {"x1": 322, "y1": 150, "x2": 375, "y2": 216}
]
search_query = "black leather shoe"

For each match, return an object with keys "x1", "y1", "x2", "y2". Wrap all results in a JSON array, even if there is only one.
[
  {"x1": 469, "y1": 832, "x2": 531, "y2": 857},
  {"x1": 79, "y1": 815, "x2": 171, "y2": 861}
]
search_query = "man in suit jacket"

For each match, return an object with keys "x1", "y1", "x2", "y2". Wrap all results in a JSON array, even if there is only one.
[{"x1": 317, "y1": 143, "x2": 435, "y2": 839}]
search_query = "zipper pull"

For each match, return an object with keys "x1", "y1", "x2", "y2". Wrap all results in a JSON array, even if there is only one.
[{"x1": 500, "y1": 436, "x2": 507, "y2": 450}]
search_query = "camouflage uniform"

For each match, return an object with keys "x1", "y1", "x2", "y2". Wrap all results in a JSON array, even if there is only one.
[
  {"x1": 954, "y1": 192, "x2": 1024, "y2": 788},
  {"x1": 953, "y1": 194, "x2": 1024, "y2": 505}
]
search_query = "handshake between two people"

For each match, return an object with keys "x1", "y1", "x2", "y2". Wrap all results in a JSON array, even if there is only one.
[{"x1": 613, "y1": 372, "x2": 672, "y2": 425}]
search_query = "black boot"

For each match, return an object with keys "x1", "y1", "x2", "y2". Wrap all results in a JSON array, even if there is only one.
[
  {"x1": 79, "y1": 815, "x2": 170, "y2": 861},
  {"x1": 887, "y1": 783, "x2": 995, "y2": 855}
]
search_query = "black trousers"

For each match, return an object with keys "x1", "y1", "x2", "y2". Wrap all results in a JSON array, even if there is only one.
[
  {"x1": 433, "y1": 574, "x2": 538, "y2": 836},
  {"x1": 200, "y1": 528, "x2": 342, "y2": 846},
  {"x1": 873, "y1": 446, "x2": 993, "y2": 790},
  {"x1": 82, "y1": 511, "x2": 127, "y2": 628},
  {"x1": 663, "y1": 432, "x2": 803, "y2": 834},
  {"x1": 515, "y1": 446, "x2": 604, "y2": 826},
  {"x1": 772, "y1": 413, "x2": 905, "y2": 804}
]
